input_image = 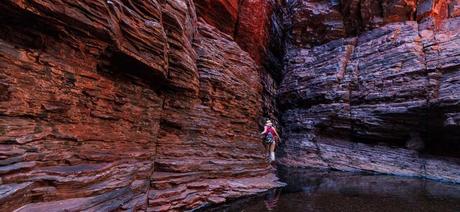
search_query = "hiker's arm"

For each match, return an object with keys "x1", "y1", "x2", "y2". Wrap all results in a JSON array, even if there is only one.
[{"x1": 260, "y1": 126, "x2": 267, "y2": 134}]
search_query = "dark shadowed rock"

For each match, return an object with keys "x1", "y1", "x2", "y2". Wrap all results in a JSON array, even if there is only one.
[
  {"x1": 194, "y1": 0, "x2": 239, "y2": 36},
  {"x1": 278, "y1": 11, "x2": 460, "y2": 183}
]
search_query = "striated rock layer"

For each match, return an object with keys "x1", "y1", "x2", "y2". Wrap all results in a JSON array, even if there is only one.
[
  {"x1": 279, "y1": 1, "x2": 460, "y2": 183},
  {"x1": 0, "y1": 0, "x2": 284, "y2": 211},
  {"x1": 149, "y1": 21, "x2": 283, "y2": 211},
  {"x1": 195, "y1": 0, "x2": 286, "y2": 124},
  {"x1": 2, "y1": 0, "x2": 460, "y2": 210},
  {"x1": 286, "y1": 0, "x2": 460, "y2": 47}
]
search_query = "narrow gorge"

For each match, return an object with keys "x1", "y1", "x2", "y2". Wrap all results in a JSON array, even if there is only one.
[{"x1": 0, "y1": 0, "x2": 459, "y2": 211}]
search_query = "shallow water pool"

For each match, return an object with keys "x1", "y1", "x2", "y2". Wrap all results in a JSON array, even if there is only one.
[{"x1": 203, "y1": 166, "x2": 460, "y2": 212}]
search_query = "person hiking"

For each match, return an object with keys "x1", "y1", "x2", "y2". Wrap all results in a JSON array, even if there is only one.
[{"x1": 261, "y1": 120, "x2": 280, "y2": 162}]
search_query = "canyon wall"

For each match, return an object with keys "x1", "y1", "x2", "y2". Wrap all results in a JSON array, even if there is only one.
[
  {"x1": 279, "y1": 0, "x2": 460, "y2": 183},
  {"x1": 195, "y1": 0, "x2": 285, "y2": 124},
  {"x1": 2, "y1": 0, "x2": 460, "y2": 210},
  {"x1": 0, "y1": 0, "x2": 284, "y2": 211}
]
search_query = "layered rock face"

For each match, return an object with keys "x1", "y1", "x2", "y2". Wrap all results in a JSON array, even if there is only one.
[
  {"x1": 195, "y1": 0, "x2": 286, "y2": 123},
  {"x1": 150, "y1": 22, "x2": 282, "y2": 211},
  {"x1": 286, "y1": 0, "x2": 460, "y2": 46},
  {"x1": 0, "y1": 0, "x2": 283, "y2": 211},
  {"x1": 279, "y1": 0, "x2": 460, "y2": 183},
  {"x1": 2, "y1": 0, "x2": 460, "y2": 210}
]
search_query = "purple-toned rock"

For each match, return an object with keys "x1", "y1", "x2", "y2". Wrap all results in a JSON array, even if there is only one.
[
  {"x1": 278, "y1": 16, "x2": 460, "y2": 182},
  {"x1": 286, "y1": 0, "x2": 346, "y2": 47}
]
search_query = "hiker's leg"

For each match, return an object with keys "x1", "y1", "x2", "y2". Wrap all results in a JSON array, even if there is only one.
[
  {"x1": 270, "y1": 142, "x2": 276, "y2": 152},
  {"x1": 263, "y1": 144, "x2": 270, "y2": 161},
  {"x1": 269, "y1": 142, "x2": 276, "y2": 161}
]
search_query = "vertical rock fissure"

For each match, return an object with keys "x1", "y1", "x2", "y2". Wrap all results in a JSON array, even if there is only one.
[
  {"x1": 413, "y1": 0, "x2": 419, "y2": 21},
  {"x1": 233, "y1": 0, "x2": 245, "y2": 39},
  {"x1": 418, "y1": 21, "x2": 434, "y2": 158},
  {"x1": 312, "y1": 135, "x2": 333, "y2": 169},
  {"x1": 416, "y1": 13, "x2": 450, "y2": 158},
  {"x1": 347, "y1": 39, "x2": 358, "y2": 144}
]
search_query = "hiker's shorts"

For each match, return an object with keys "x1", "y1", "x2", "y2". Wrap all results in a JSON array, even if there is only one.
[{"x1": 263, "y1": 133, "x2": 275, "y2": 145}]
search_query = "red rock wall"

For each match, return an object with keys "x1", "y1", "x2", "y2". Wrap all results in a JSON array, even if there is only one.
[
  {"x1": 0, "y1": 0, "x2": 283, "y2": 211},
  {"x1": 235, "y1": 0, "x2": 286, "y2": 125},
  {"x1": 3, "y1": 0, "x2": 460, "y2": 210},
  {"x1": 150, "y1": 21, "x2": 282, "y2": 211},
  {"x1": 278, "y1": 0, "x2": 460, "y2": 183},
  {"x1": 195, "y1": 0, "x2": 286, "y2": 124},
  {"x1": 194, "y1": 0, "x2": 239, "y2": 36}
]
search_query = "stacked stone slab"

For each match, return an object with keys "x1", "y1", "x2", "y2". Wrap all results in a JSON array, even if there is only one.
[
  {"x1": 0, "y1": 0, "x2": 284, "y2": 211},
  {"x1": 279, "y1": 0, "x2": 460, "y2": 183}
]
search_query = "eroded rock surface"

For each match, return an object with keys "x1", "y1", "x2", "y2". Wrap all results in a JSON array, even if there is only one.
[
  {"x1": 0, "y1": 0, "x2": 283, "y2": 211},
  {"x1": 279, "y1": 2, "x2": 460, "y2": 183},
  {"x1": 149, "y1": 21, "x2": 283, "y2": 211},
  {"x1": 2, "y1": 0, "x2": 460, "y2": 210},
  {"x1": 286, "y1": 0, "x2": 460, "y2": 47}
]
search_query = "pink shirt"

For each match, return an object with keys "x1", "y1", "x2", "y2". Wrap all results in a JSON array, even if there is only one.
[{"x1": 265, "y1": 126, "x2": 277, "y2": 137}]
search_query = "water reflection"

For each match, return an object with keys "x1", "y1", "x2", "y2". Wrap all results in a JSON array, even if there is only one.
[
  {"x1": 203, "y1": 166, "x2": 460, "y2": 212},
  {"x1": 263, "y1": 188, "x2": 281, "y2": 211}
]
